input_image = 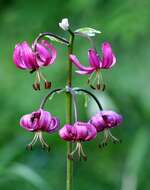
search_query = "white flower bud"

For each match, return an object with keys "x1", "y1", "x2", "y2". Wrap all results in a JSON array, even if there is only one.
[{"x1": 59, "y1": 18, "x2": 69, "y2": 31}]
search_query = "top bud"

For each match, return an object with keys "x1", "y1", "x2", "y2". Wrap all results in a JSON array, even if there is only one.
[{"x1": 59, "y1": 18, "x2": 69, "y2": 31}]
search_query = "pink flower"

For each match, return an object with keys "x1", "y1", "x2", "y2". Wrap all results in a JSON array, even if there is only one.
[
  {"x1": 59, "y1": 121, "x2": 97, "y2": 160},
  {"x1": 89, "y1": 110, "x2": 123, "y2": 147},
  {"x1": 20, "y1": 108, "x2": 60, "y2": 150},
  {"x1": 13, "y1": 40, "x2": 57, "y2": 90},
  {"x1": 69, "y1": 42, "x2": 116, "y2": 90}
]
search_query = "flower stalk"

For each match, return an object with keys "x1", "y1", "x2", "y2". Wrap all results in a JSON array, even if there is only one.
[{"x1": 66, "y1": 30, "x2": 74, "y2": 190}]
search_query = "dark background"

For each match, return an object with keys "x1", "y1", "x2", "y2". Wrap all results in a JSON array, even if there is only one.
[{"x1": 0, "y1": 0, "x2": 150, "y2": 189}]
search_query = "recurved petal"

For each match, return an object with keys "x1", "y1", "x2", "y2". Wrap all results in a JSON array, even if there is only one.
[
  {"x1": 101, "y1": 110, "x2": 123, "y2": 128},
  {"x1": 85, "y1": 123, "x2": 97, "y2": 141},
  {"x1": 88, "y1": 49, "x2": 101, "y2": 68},
  {"x1": 89, "y1": 113, "x2": 106, "y2": 132},
  {"x1": 38, "y1": 109, "x2": 52, "y2": 130},
  {"x1": 59, "y1": 124, "x2": 75, "y2": 141},
  {"x1": 75, "y1": 70, "x2": 94, "y2": 75},
  {"x1": 44, "y1": 116, "x2": 60, "y2": 133},
  {"x1": 74, "y1": 122, "x2": 88, "y2": 141},
  {"x1": 20, "y1": 114, "x2": 38, "y2": 132},
  {"x1": 101, "y1": 42, "x2": 116, "y2": 69},
  {"x1": 13, "y1": 42, "x2": 36, "y2": 70},
  {"x1": 36, "y1": 40, "x2": 57, "y2": 67},
  {"x1": 69, "y1": 54, "x2": 95, "y2": 72}
]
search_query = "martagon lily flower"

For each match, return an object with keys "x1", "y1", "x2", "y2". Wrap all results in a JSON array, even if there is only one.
[
  {"x1": 89, "y1": 110, "x2": 123, "y2": 147},
  {"x1": 59, "y1": 121, "x2": 97, "y2": 160},
  {"x1": 20, "y1": 108, "x2": 60, "y2": 150},
  {"x1": 69, "y1": 42, "x2": 116, "y2": 90},
  {"x1": 13, "y1": 40, "x2": 57, "y2": 90}
]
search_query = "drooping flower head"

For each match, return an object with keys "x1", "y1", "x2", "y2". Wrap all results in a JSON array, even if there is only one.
[
  {"x1": 59, "y1": 121, "x2": 97, "y2": 160},
  {"x1": 89, "y1": 110, "x2": 123, "y2": 147},
  {"x1": 20, "y1": 108, "x2": 60, "y2": 150},
  {"x1": 13, "y1": 40, "x2": 57, "y2": 90},
  {"x1": 70, "y1": 42, "x2": 116, "y2": 90}
]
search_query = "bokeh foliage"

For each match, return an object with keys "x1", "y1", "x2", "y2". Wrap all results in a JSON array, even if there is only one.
[{"x1": 0, "y1": 0, "x2": 150, "y2": 189}]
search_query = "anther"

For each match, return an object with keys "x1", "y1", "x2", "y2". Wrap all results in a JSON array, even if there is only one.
[
  {"x1": 68, "y1": 153, "x2": 73, "y2": 160},
  {"x1": 30, "y1": 69, "x2": 36, "y2": 74},
  {"x1": 45, "y1": 81, "x2": 51, "y2": 89},
  {"x1": 90, "y1": 84, "x2": 96, "y2": 90},
  {"x1": 26, "y1": 145, "x2": 33, "y2": 151},
  {"x1": 96, "y1": 84, "x2": 101, "y2": 90},
  {"x1": 32, "y1": 83, "x2": 40, "y2": 91}
]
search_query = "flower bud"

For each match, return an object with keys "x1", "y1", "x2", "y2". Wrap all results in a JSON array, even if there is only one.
[{"x1": 59, "y1": 18, "x2": 69, "y2": 31}]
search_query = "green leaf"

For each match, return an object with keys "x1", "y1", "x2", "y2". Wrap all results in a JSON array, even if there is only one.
[
  {"x1": 45, "y1": 35, "x2": 66, "y2": 44},
  {"x1": 75, "y1": 27, "x2": 101, "y2": 37}
]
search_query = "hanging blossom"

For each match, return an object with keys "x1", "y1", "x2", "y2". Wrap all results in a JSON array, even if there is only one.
[
  {"x1": 89, "y1": 110, "x2": 123, "y2": 147},
  {"x1": 20, "y1": 108, "x2": 60, "y2": 150},
  {"x1": 13, "y1": 40, "x2": 57, "y2": 90},
  {"x1": 59, "y1": 121, "x2": 97, "y2": 160},
  {"x1": 69, "y1": 42, "x2": 116, "y2": 90}
]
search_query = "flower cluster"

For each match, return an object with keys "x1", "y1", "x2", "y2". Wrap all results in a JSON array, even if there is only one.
[
  {"x1": 14, "y1": 18, "x2": 123, "y2": 162},
  {"x1": 59, "y1": 110, "x2": 122, "y2": 160},
  {"x1": 20, "y1": 108, "x2": 60, "y2": 150},
  {"x1": 13, "y1": 40, "x2": 57, "y2": 90}
]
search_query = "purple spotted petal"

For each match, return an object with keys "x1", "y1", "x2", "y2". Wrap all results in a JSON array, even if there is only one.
[
  {"x1": 44, "y1": 116, "x2": 60, "y2": 133},
  {"x1": 36, "y1": 40, "x2": 57, "y2": 67},
  {"x1": 74, "y1": 122, "x2": 89, "y2": 141},
  {"x1": 84, "y1": 123, "x2": 97, "y2": 141},
  {"x1": 59, "y1": 124, "x2": 76, "y2": 141},
  {"x1": 13, "y1": 42, "x2": 37, "y2": 70},
  {"x1": 89, "y1": 113, "x2": 106, "y2": 132},
  {"x1": 20, "y1": 113, "x2": 39, "y2": 132},
  {"x1": 88, "y1": 49, "x2": 101, "y2": 68},
  {"x1": 70, "y1": 54, "x2": 95, "y2": 74},
  {"x1": 90, "y1": 110, "x2": 123, "y2": 132},
  {"x1": 101, "y1": 42, "x2": 116, "y2": 69},
  {"x1": 101, "y1": 110, "x2": 123, "y2": 129},
  {"x1": 38, "y1": 109, "x2": 52, "y2": 130}
]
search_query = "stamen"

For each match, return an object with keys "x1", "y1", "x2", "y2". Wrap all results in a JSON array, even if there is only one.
[
  {"x1": 68, "y1": 142, "x2": 87, "y2": 161},
  {"x1": 99, "y1": 129, "x2": 121, "y2": 148},
  {"x1": 26, "y1": 131, "x2": 50, "y2": 151},
  {"x1": 26, "y1": 133, "x2": 39, "y2": 151},
  {"x1": 38, "y1": 131, "x2": 50, "y2": 151},
  {"x1": 88, "y1": 72, "x2": 95, "y2": 84},
  {"x1": 45, "y1": 81, "x2": 51, "y2": 89}
]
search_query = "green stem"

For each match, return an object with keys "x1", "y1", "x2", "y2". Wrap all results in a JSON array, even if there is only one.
[{"x1": 66, "y1": 31, "x2": 74, "y2": 190}]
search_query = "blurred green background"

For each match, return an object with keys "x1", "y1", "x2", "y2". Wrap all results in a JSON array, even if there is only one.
[{"x1": 0, "y1": 0, "x2": 150, "y2": 189}]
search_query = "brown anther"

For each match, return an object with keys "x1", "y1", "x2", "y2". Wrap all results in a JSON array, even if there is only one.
[
  {"x1": 26, "y1": 145, "x2": 33, "y2": 151},
  {"x1": 82, "y1": 155, "x2": 87, "y2": 161},
  {"x1": 30, "y1": 69, "x2": 36, "y2": 74},
  {"x1": 112, "y1": 139, "x2": 121, "y2": 144},
  {"x1": 68, "y1": 154, "x2": 73, "y2": 160},
  {"x1": 45, "y1": 81, "x2": 51, "y2": 89},
  {"x1": 90, "y1": 84, "x2": 96, "y2": 90},
  {"x1": 32, "y1": 83, "x2": 40, "y2": 91},
  {"x1": 99, "y1": 142, "x2": 107, "y2": 149},
  {"x1": 102, "y1": 84, "x2": 106, "y2": 91},
  {"x1": 96, "y1": 84, "x2": 101, "y2": 90}
]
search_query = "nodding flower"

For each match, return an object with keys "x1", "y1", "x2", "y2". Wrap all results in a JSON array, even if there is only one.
[
  {"x1": 59, "y1": 122, "x2": 97, "y2": 161},
  {"x1": 13, "y1": 40, "x2": 57, "y2": 90},
  {"x1": 20, "y1": 108, "x2": 60, "y2": 151},
  {"x1": 89, "y1": 110, "x2": 123, "y2": 148},
  {"x1": 69, "y1": 42, "x2": 116, "y2": 90}
]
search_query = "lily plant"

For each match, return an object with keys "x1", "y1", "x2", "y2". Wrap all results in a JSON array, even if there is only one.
[{"x1": 13, "y1": 18, "x2": 123, "y2": 190}]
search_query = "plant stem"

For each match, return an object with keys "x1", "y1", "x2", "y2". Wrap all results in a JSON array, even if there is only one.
[{"x1": 66, "y1": 31, "x2": 74, "y2": 190}]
